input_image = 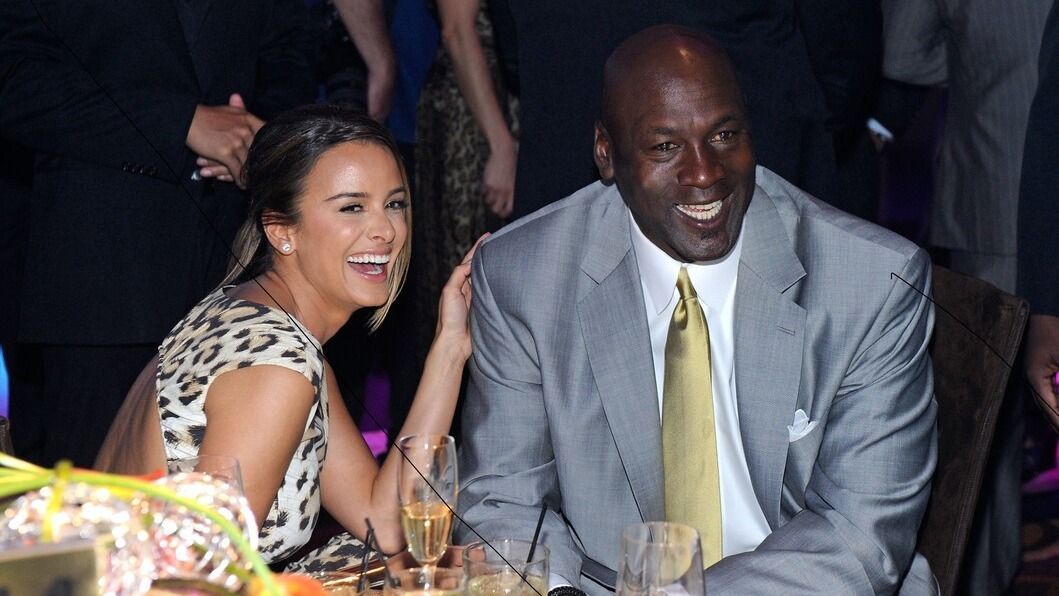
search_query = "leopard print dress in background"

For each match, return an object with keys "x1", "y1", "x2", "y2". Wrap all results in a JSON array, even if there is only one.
[
  {"x1": 411, "y1": 0, "x2": 519, "y2": 388},
  {"x1": 156, "y1": 288, "x2": 370, "y2": 570}
]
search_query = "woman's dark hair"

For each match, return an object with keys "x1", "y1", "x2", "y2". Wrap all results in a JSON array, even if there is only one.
[{"x1": 221, "y1": 104, "x2": 412, "y2": 331}]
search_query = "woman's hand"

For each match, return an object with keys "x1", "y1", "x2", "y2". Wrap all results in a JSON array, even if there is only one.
[
  {"x1": 435, "y1": 234, "x2": 490, "y2": 359},
  {"x1": 482, "y1": 139, "x2": 517, "y2": 219}
]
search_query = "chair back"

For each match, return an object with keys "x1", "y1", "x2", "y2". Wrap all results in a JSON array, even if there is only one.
[
  {"x1": 94, "y1": 356, "x2": 168, "y2": 475},
  {"x1": 918, "y1": 266, "x2": 1029, "y2": 594}
]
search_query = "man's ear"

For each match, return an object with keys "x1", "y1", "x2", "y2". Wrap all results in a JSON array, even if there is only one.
[
  {"x1": 594, "y1": 123, "x2": 615, "y2": 182},
  {"x1": 262, "y1": 210, "x2": 296, "y2": 255}
]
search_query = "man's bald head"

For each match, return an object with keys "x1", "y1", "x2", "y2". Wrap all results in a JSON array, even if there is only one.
[
  {"x1": 593, "y1": 24, "x2": 756, "y2": 263},
  {"x1": 600, "y1": 25, "x2": 743, "y2": 133}
]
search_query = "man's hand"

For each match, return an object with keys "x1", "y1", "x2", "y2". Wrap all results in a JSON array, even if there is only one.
[
  {"x1": 1025, "y1": 313, "x2": 1059, "y2": 430},
  {"x1": 186, "y1": 93, "x2": 263, "y2": 188}
]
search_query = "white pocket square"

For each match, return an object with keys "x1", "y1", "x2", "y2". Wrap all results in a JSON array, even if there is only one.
[{"x1": 787, "y1": 409, "x2": 819, "y2": 443}]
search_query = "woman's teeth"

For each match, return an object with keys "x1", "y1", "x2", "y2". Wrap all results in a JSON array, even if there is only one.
[
  {"x1": 676, "y1": 200, "x2": 723, "y2": 221},
  {"x1": 347, "y1": 254, "x2": 388, "y2": 275},
  {"x1": 346, "y1": 254, "x2": 390, "y2": 264}
]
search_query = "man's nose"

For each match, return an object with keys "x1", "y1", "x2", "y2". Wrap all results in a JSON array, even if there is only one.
[{"x1": 677, "y1": 144, "x2": 724, "y2": 189}]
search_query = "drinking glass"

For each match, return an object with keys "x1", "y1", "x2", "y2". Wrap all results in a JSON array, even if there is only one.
[
  {"x1": 463, "y1": 539, "x2": 549, "y2": 596},
  {"x1": 167, "y1": 454, "x2": 244, "y2": 494},
  {"x1": 396, "y1": 434, "x2": 458, "y2": 572},
  {"x1": 383, "y1": 567, "x2": 464, "y2": 596},
  {"x1": 615, "y1": 522, "x2": 705, "y2": 596}
]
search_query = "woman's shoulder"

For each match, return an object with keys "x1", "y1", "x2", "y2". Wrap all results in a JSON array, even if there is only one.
[{"x1": 158, "y1": 288, "x2": 324, "y2": 387}]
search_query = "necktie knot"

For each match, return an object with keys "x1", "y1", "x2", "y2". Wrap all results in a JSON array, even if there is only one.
[{"x1": 676, "y1": 267, "x2": 698, "y2": 301}]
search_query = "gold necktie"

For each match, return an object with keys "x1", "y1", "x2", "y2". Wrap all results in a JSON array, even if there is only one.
[{"x1": 663, "y1": 267, "x2": 722, "y2": 566}]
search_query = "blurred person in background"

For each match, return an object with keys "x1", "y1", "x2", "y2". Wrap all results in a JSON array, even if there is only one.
[
  {"x1": 0, "y1": 0, "x2": 316, "y2": 467},
  {"x1": 410, "y1": 0, "x2": 519, "y2": 436},
  {"x1": 883, "y1": 1, "x2": 1054, "y2": 593}
]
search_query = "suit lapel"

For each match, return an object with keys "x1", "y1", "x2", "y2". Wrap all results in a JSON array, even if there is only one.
[
  {"x1": 577, "y1": 187, "x2": 665, "y2": 523},
  {"x1": 178, "y1": 0, "x2": 222, "y2": 87},
  {"x1": 734, "y1": 185, "x2": 807, "y2": 529}
]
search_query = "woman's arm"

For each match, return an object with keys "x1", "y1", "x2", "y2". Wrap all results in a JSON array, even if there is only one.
[
  {"x1": 438, "y1": 0, "x2": 517, "y2": 218},
  {"x1": 198, "y1": 365, "x2": 316, "y2": 524},
  {"x1": 332, "y1": 0, "x2": 396, "y2": 121},
  {"x1": 321, "y1": 240, "x2": 481, "y2": 553}
]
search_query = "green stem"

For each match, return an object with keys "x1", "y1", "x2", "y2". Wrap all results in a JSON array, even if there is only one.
[
  {"x1": 0, "y1": 453, "x2": 45, "y2": 473},
  {"x1": 0, "y1": 477, "x2": 50, "y2": 500}
]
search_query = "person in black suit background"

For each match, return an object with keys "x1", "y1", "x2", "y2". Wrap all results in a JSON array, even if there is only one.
[
  {"x1": 489, "y1": 0, "x2": 870, "y2": 218},
  {"x1": 1020, "y1": 1, "x2": 1059, "y2": 458},
  {"x1": 0, "y1": 0, "x2": 316, "y2": 467}
]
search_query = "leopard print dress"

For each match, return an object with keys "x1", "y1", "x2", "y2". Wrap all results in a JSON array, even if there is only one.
[{"x1": 156, "y1": 288, "x2": 366, "y2": 567}]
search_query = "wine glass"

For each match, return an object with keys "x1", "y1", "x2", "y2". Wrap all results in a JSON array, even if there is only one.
[
  {"x1": 396, "y1": 435, "x2": 458, "y2": 574},
  {"x1": 615, "y1": 522, "x2": 705, "y2": 596}
]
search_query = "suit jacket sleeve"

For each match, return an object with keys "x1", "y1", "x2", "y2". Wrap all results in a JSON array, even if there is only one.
[
  {"x1": 457, "y1": 242, "x2": 588, "y2": 587},
  {"x1": 0, "y1": 0, "x2": 196, "y2": 182},
  {"x1": 250, "y1": 0, "x2": 317, "y2": 120},
  {"x1": 882, "y1": 0, "x2": 948, "y2": 86},
  {"x1": 707, "y1": 250, "x2": 937, "y2": 594}
]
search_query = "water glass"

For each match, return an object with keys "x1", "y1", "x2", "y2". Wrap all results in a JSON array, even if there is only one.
[
  {"x1": 463, "y1": 539, "x2": 549, "y2": 596},
  {"x1": 615, "y1": 522, "x2": 705, "y2": 596}
]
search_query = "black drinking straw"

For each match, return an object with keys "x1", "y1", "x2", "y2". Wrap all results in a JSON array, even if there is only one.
[
  {"x1": 365, "y1": 517, "x2": 398, "y2": 588},
  {"x1": 357, "y1": 525, "x2": 376, "y2": 594},
  {"x1": 526, "y1": 503, "x2": 548, "y2": 564}
]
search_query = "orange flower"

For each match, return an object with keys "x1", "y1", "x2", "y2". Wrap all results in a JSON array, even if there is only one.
[{"x1": 248, "y1": 573, "x2": 328, "y2": 596}]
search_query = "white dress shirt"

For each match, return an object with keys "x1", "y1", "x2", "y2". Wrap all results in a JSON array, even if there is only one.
[{"x1": 629, "y1": 210, "x2": 771, "y2": 558}]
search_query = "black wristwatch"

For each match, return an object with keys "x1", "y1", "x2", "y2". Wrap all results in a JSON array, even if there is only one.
[{"x1": 548, "y1": 587, "x2": 587, "y2": 596}]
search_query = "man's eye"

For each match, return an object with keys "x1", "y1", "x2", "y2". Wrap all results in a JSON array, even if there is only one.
[
  {"x1": 654, "y1": 142, "x2": 678, "y2": 152},
  {"x1": 712, "y1": 130, "x2": 738, "y2": 143}
]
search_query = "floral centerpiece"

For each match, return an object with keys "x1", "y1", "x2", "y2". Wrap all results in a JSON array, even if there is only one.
[{"x1": 0, "y1": 453, "x2": 325, "y2": 595}]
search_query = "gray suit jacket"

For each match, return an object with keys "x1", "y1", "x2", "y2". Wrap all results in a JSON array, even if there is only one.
[
  {"x1": 882, "y1": 0, "x2": 1052, "y2": 256},
  {"x1": 458, "y1": 167, "x2": 939, "y2": 594}
]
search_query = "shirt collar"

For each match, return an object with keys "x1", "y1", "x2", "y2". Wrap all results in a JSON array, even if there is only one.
[{"x1": 628, "y1": 208, "x2": 744, "y2": 316}]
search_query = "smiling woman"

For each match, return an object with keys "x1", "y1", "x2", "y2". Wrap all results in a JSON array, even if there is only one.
[{"x1": 94, "y1": 105, "x2": 481, "y2": 572}]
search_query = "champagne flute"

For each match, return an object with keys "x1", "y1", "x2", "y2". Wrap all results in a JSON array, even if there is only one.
[
  {"x1": 615, "y1": 522, "x2": 705, "y2": 596},
  {"x1": 384, "y1": 567, "x2": 464, "y2": 596},
  {"x1": 396, "y1": 434, "x2": 458, "y2": 574}
]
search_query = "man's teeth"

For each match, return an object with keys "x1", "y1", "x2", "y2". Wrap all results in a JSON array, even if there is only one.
[
  {"x1": 676, "y1": 201, "x2": 724, "y2": 221},
  {"x1": 346, "y1": 254, "x2": 390, "y2": 264}
]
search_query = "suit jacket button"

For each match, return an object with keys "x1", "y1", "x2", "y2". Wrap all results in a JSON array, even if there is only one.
[{"x1": 121, "y1": 162, "x2": 130, "y2": 171}]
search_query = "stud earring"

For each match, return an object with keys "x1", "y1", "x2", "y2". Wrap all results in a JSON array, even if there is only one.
[{"x1": 281, "y1": 242, "x2": 292, "y2": 253}]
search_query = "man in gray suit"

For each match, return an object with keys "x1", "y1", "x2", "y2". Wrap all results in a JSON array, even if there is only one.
[{"x1": 458, "y1": 26, "x2": 938, "y2": 595}]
